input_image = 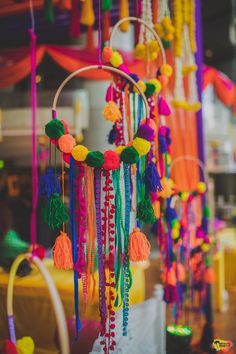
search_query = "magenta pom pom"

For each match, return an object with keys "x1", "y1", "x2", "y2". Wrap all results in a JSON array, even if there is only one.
[
  {"x1": 118, "y1": 64, "x2": 130, "y2": 75},
  {"x1": 158, "y1": 96, "x2": 172, "y2": 116}
]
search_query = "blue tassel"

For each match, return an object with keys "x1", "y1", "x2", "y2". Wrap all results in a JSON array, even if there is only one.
[
  {"x1": 39, "y1": 167, "x2": 61, "y2": 198},
  {"x1": 158, "y1": 134, "x2": 168, "y2": 154},
  {"x1": 144, "y1": 161, "x2": 162, "y2": 192},
  {"x1": 108, "y1": 124, "x2": 116, "y2": 144}
]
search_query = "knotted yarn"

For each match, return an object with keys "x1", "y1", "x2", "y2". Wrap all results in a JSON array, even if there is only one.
[
  {"x1": 43, "y1": 193, "x2": 69, "y2": 229},
  {"x1": 129, "y1": 227, "x2": 150, "y2": 261},
  {"x1": 52, "y1": 231, "x2": 73, "y2": 270}
]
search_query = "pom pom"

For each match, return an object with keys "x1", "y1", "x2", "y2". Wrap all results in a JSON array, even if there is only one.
[
  {"x1": 58, "y1": 134, "x2": 76, "y2": 153},
  {"x1": 158, "y1": 134, "x2": 168, "y2": 154},
  {"x1": 115, "y1": 145, "x2": 126, "y2": 155},
  {"x1": 103, "y1": 101, "x2": 122, "y2": 122},
  {"x1": 86, "y1": 151, "x2": 104, "y2": 167},
  {"x1": 134, "y1": 43, "x2": 146, "y2": 60},
  {"x1": 180, "y1": 192, "x2": 189, "y2": 202},
  {"x1": 33, "y1": 245, "x2": 46, "y2": 259},
  {"x1": 118, "y1": 64, "x2": 130, "y2": 74},
  {"x1": 108, "y1": 125, "x2": 117, "y2": 144},
  {"x1": 52, "y1": 231, "x2": 73, "y2": 270},
  {"x1": 102, "y1": 150, "x2": 120, "y2": 170},
  {"x1": 2, "y1": 340, "x2": 17, "y2": 354},
  {"x1": 201, "y1": 242, "x2": 211, "y2": 253},
  {"x1": 102, "y1": 47, "x2": 113, "y2": 62},
  {"x1": 160, "y1": 64, "x2": 173, "y2": 77},
  {"x1": 145, "y1": 83, "x2": 156, "y2": 97},
  {"x1": 144, "y1": 161, "x2": 162, "y2": 192},
  {"x1": 45, "y1": 119, "x2": 65, "y2": 139},
  {"x1": 39, "y1": 167, "x2": 61, "y2": 198},
  {"x1": 16, "y1": 337, "x2": 35, "y2": 354},
  {"x1": 120, "y1": 146, "x2": 139, "y2": 164},
  {"x1": 171, "y1": 228, "x2": 179, "y2": 239},
  {"x1": 105, "y1": 84, "x2": 115, "y2": 102},
  {"x1": 148, "y1": 79, "x2": 162, "y2": 93},
  {"x1": 136, "y1": 124, "x2": 155, "y2": 142},
  {"x1": 132, "y1": 137, "x2": 151, "y2": 156},
  {"x1": 197, "y1": 181, "x2": 207, "y2": 194},
  {"x1": 72, "y1": 145, "x2": 89, "y2": 161},
  {"x1": 133, "y1": 80, "x2": 146, "y2": 93},
  {"x1": 110, "y1": 51, "x2": 123, "y2": 67},
  {"x1": 129, "y1": 227, "x2": 151, "y2": 261},
  {"x1": 137, "y1": 197, "x2": 156, "y2": 224},
  {"x1": 158, "y1": 178, "x2": 173, "y2": 198},
  {"x1": 158, "y1": 96, "x2": 172, "y2": 116},
  {"x1": 43, "y1": 193, "x2": 69, "y2": 229},
  {"x1": 141, "y1": 118, "x2": 157, "y2": 132},
  {"x1": 130, "y1": 73, "x2": 139, "y2": 82},
  {"x1": 166, "y1": 206, "x2": 178, "y2": 222}
]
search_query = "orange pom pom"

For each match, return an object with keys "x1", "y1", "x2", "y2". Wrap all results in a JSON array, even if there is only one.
[
  {"x1": 102, "y1": 47, "x2": 113, "y2": 62},
  {"x1": 52, "y1": 231, "x2": 73, "y2": 270},
  {"x1": 58, "y1": 134, "x2": 76, "y2": 153},
  {"x1": 204, "y1": 267, "x2": 215, "y2": 284},
  {"x1": 158, "y1": 75, "x2": 169, "y2": 88},
  {"x1": 103, "y1": 150, "x2": 120, "y2": 170},
  {"x1": 129, "y1": 227, "x2": 150, "y2": 262}
]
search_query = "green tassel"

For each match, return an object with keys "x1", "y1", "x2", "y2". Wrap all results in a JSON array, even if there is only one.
[
  {"x1": 102, "y1": 0, "x2": 112, "y2": 11},
  {"x1": 203, "y1": 204, "x2": 211, "y2": 219},
  {"x1": 43, "y1": 193, "x2": 68, "y2": 229},
  {"x1": 137, "y1": 197, "x2": 156, "y2": 224},
  {"x1": 44, "y1": 0, "x2": 55, "y2": 23}
]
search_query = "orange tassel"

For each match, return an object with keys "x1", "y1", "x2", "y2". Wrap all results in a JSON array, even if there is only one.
[
  {"x1": 52, "y1": 231, "x2": 73, "y2": 270},
  {"x1": 129, "y1": 227, "x2": 151, "y2": 262}
]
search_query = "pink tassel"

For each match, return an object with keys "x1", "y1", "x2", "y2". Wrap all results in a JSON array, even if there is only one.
[
  {"x1": 106, "y1": 84, "x2": 115, "y2": 102},
  {"x1": 158, "y1": 96, "x2": 172, "y2": 116},
  {"x1": 69, "y1": 0, "x2": 80, "y2": 38}
]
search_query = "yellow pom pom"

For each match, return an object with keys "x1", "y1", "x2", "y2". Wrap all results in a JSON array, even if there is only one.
[
  {"x1": 172, "y1": 220, "x2": 180, "y2": 229},
  {"x1": 134, "y1": 43, "x2": 146, "y2": 60},
  {"x1": 160, "y1": 64, "x2": 173, "y2": 77},
  {"x1": 201, "y1": 242, "x2": 211, "y2": 253},
  {"x1": 154, "y1": 23, "x2": 164, "y2": 38},
  {"x1": 134, "y1": 80, "x2": 146, "y2": 93},
  {"x1": 147, "y1": 40, "x2": 159, "y2": 53},
  {"x1": 103, "y1": 101, "x2": 122, "y2": 122},
  {"x1": 115, "y1": 145, "x2": 126, "y2": 155},
  {"x1": 72, "y1": 145, "x2": 89, "y2": 161},
  {"x1": 132, "y1": 137, "x2": 151, "y2": 156},
  {"x1": 181, "y1": 192, "x2": 189, "y2": 202},
  {"x1": 171, "y1": 228, "x2": 179, "y2": 240},
  {"x1": 16, "y1": 336, "x2": 35, "y2": 354},
  {"x1": 148, "y1": 79, "x2": 162, "y2": 93},
  {"x1": 197, "y1": 182, "x2": 207, "y2": 194},
  {"x1": 110, "y1": 51, "x2": 123, "y2": 67}
]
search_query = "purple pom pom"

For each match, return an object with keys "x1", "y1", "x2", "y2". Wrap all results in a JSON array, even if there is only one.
[
  {"x1": 130, "y1": 73, "x2": 139, "y2": 82},
  {"x1": 136, "y1": 124, "x2": 155, "y2": 142},
  {"x1": 166, "y1": 207, "x2": 178, "y2": 222}
]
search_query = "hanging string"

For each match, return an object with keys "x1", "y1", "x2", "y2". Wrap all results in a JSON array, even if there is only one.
[
  {"x1": 29, "y1": 0, "x2": 38, "y2": 250},
  {"x1": 70, "y1": 156, "x2": 82, "y2": 336},
  {"x1": 61, "y1": 156, "x2": 65, "y2": 233},
  {"x1": 98, "y1": 0, "x2": 102, "y2": 66}
]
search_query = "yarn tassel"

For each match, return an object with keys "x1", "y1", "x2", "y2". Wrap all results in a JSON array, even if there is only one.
[
  {"x1": 44, "y1": 0, "x2": 55, "y2": 23},
  {"x1": 102, "y1": 11, "x2": 110, "y2": 42},
  {"x1": 144, "y1": 161, "x2": 162, "y2": 192},
  {"x1": 2, "y1": 340, "x2": 17, "y2": 354},
  {"x1": 39, "y1": 167, "x2": 61, "y2": 198},
  {"x1": 59, "y1": 0, "x2": 72, "y2": 10},
  {"x1": 106, "y1": 84, "x2": 115, "y2": 102},
  {"x1": 129, "y1": 227, "x2": 150, "y2": 261},
  {"x1": 80, "y1": 0, "x2": 95, "y2": 26},
  {"x1": 119, "y1": 0, "x2": 129, "y2": 32},
  {"x1": 43, "y1": 193, "x2": 68, "y2": 229},
  {"x1": 52, "y1": 231, "x2": 73, "y2": 270},
  {"x1": 158, "y1": 96, "x2": 172, "y2": 116},
  {"x1": 108, "y1": 125, "x2": 117, "y2": 144},
  {"x1": 137, "y1": 196, "x2": 156, "y2": 224},
  {"x1": 69, "y1": 0, "x2": 80, "y2": 38}
]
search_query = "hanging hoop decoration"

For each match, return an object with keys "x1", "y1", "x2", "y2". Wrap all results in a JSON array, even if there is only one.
[
  {"x1": 46, "y1": 65, "x2": 154, "y2": 167},
  {"x1": 6, "y1": 254, "x2": 70, "y2": 354}
]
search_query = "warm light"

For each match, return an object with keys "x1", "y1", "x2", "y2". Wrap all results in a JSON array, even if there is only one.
[
  {"x1": 167, "y1": 324, "x2": 192, "y2": 337},
  {"x1": 205, "y1": 49, "x2": 213, "y2": 58},
  {"x1": 36, "y1": 75, "x2": 42, "y2": 84}
]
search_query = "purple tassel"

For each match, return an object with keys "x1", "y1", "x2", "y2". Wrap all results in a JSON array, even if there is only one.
[
  {"x1": 158, "y1": 134, "x2": 168, "y2": 154},
  {"x1": 144, "y1": 161, "x2": 162, "y2": 192},
  {"x1": 108, "y1": 125, "x2": 117, "y2": 144},
  {"x1": 39, "y1": 167, "x2": 61, "y2": 198},
  {"x1": 136, "y1": 124, "x2": 155, "y2": 142}
]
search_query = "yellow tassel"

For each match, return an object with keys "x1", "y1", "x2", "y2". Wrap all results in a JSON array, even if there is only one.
[
  {"x1": 119, "y1": 0, "x2": 129, "y2": 32},
  {"x1": 52, "y1": 231, "x2": 73, "y2": 270},
  {"x1": 80, "y1": 0, "x2": 95, "y2": 26}
]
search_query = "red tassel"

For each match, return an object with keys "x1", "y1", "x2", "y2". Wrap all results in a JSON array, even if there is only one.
[
  {"x1": 2, "y1": 340, "x2": 17, "y2": 354},
  {"x1": 102, "y1": 11, "x2": 110, "y2": 42},
  {"x1": 69, "y1": 0, "x2": 80, "y2": 38},
  {"x1": 86, "y1": 26, "x2": 95, "y2": 50}
]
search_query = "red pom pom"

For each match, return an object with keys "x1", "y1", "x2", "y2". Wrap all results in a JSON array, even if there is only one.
[
  {"x1": 103, "y1": 150, "x2": 120, "y2": 170},
  {"x1": 2, "y1": 340, "x2": 17, "y2": 354},
  {"x1": 33, "y1": 245, "x2": 46, "y2": 260},
  {"x1": 63, "y1": 153, "x2": 80, "y2": 166}
]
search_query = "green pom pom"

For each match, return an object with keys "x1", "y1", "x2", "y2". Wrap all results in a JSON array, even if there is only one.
[
  {"x1": 43, "y1": 193, "x2": 68, "y2": 229},
  {"x1": 120, "y1": 146, "x2": 139, "y2": 164},
  {"x1": 203, "y1": 205, "x2": 211, "y2": 219},
  {"x1": 45, "y1": 119, "x2": 65, "y2": 139},
  {"x1": 137, "y1": 197, "x2": 156, "y2": 224},
  {"x1": 86, "y1": 151, "x2": 104, "y2": 167},
  {"x1": 101, "y1": 0, "x2": 112, "y2": 11},
  {"x1": 145, "y1": 83, "x2": 156, "y2": 97},
  {"x1": 162, "y1": 40, "x2": 171, "y2": 49}
]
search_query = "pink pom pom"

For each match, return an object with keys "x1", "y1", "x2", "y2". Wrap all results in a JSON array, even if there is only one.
[
  {"x1": 158, "y1": 96, "x2": 172, "y2": 116},
  {"x1": 118, "y1": 64, "x2": 130, "y2": 75},
  {"x1": 33, "y1": 245, "x2": 46, "y2": 259},
  {"x1": 58, "y1": 134, "x2": 76, "y2": 153},
  {"x1": 103, "y1": 150, "x2": 120, "y2": 170}
]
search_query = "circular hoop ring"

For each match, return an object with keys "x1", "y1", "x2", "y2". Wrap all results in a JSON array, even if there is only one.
[
  {"x1": 170, "y1": 155, "x2": 206, "y2": 180},
  {"x1": 7, "y1": 253, "x2": 70, "y2": 354},
  {"x1": 109, "y1": 16, "x2": 166, "y2": 65},
  {"x1": 52, "y1": 64, "x2": 150, "y2": 119}
]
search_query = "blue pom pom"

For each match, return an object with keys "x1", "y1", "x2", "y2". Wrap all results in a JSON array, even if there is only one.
[
  {"x1": 158, "y1": 134, "x2": 168, "y2": 154},
  {"x1": 39, "y1": 168, "x2": 61, "y2": 198},
  {"x1": 166, "y1": 206, "x2": 178, "y2": 222},
  {"x1": 144, "y1": 161, "x2": 162, "y2": 192},
  {"x1": 108, "y1": 124, "x2": 116, "y2": 144},
  {"x1": 130, "y1": 73, "x2": 139, "y2": 82}
]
